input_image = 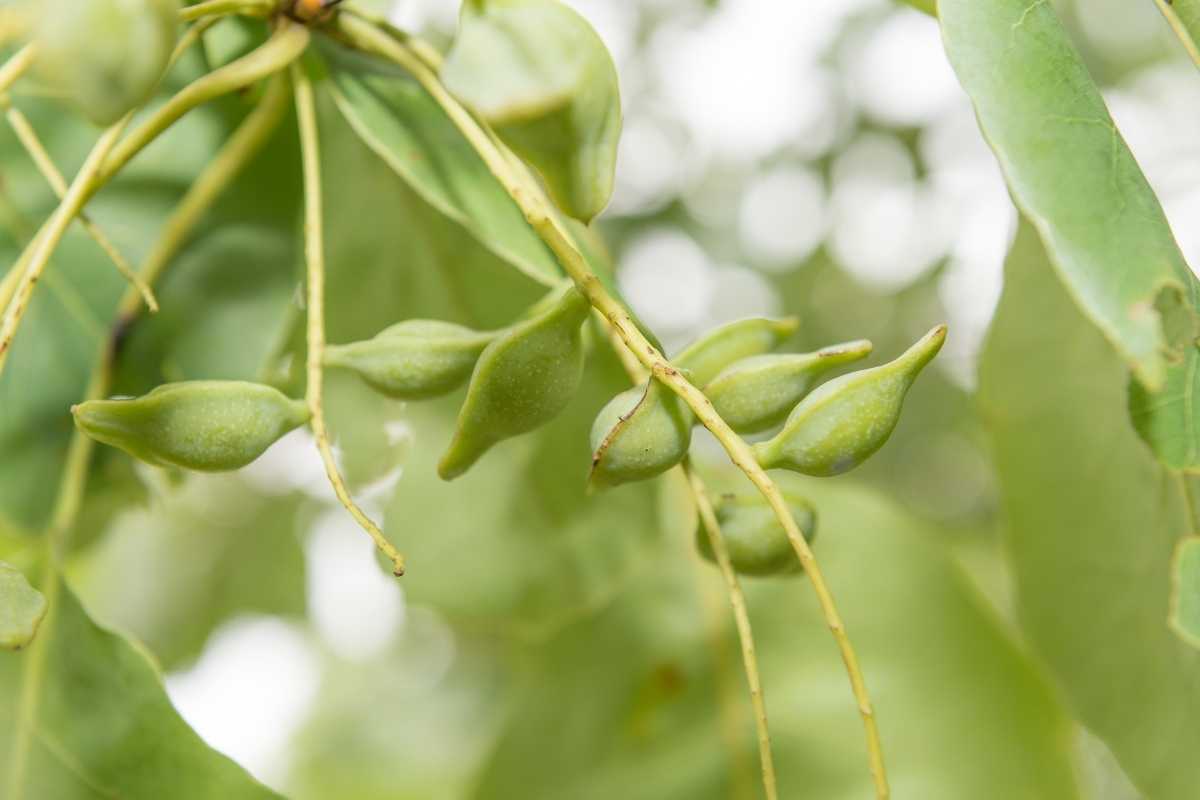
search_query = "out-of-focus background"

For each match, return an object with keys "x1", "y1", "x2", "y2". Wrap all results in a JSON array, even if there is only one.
[{"x1": 6, "y1": 0, "x2": 1198, "y2": 797}]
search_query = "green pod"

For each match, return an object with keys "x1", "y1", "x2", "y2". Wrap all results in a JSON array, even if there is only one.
[
  {"x1": 35, "y1": 0, "x2": 180, "y2": 126},
  {"x1": 72, "y1": 381, "x2": 310, "y2": 471},
  {"x1": 325, "y1": 320, "x2": 496, "y2": 400},
  {"x1": 706, "y1": 340, "x2": 873, "y2": 434},
  {"x1": 753, "y1": 325, "x2": 947, "y2": 476},
  {"x1": 695, "y1": 493, "x2": 817, "y2": 577},
  {"x1": 442, "y1": 0, "x2": 621, "y2": 222},
  {"x1": 439, "y1": 285, "x2": 590, "y2": 479},
  {"x1": 675, "y1": 317, "x2": 800, "y2": 388},
  {"x1": 588, "y1": 380, "x2": 692, "y2": 489}
]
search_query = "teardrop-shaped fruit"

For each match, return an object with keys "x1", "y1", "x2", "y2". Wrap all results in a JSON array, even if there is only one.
[
  {"x1": 442, "y1": 0, "x2": 621, "y2": 222},
  {"x1": 438, "y1": 284, "x2": 590, "y2": 479},
  {"x1": 674, "y1": 317, "x2": 799, "y2": 388},
  {"x1": 324, "y1": 320, "x2": 496, "y2": 400},
  {"x1": 72, "y1": 380, "x2": 310, "y2": 471},
  {"x1": 35, "y1": 0, "x2": 180, "y2": 126},
  {"x1": 705, "y1": 340, "x2": 873, "y2": 434},
  {"x1": 695, "y1": 493, "x2": 816, "y2": 577},
  {"x1": 589, "y1": 379, "x2": 691, "y2": 489},
  {"x1": 753, "y1": 325, "x2": 946, "y2": 476}
]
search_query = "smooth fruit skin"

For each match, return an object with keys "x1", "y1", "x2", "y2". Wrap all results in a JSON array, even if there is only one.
[
  {"x1": 438, "y1": 284, "x2": 590, "y2": 480},
  {"x1": 324, "y1": 320, "x2": 496, "y2": 400},
  {"x1": 674, "y1": 317, "x2": 800, "y2": 388},
  {"x1": 588, "y1": 380, "x2": 692, "y2": 489},
  {"x1": 35, "y1": 0, "x2": 181, "y2": 126},
  {"x1": 695, "y1": 493, "x2": 817, "y2": 577},
  {"x1": 753, "y1": 325, "x2": 946, "y2": 476},
  {"x1": 705, "y1": 341, "x2": 873, "y2": 434},
  {"x1": 442, "y1": 0, "x2": 621, "y2": 222},
  {"x1": 72, "y1": 381, "x2": 310, "y2": 471}
]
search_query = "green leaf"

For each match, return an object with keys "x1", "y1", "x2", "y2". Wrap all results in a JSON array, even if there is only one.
[
  {"x1": 0, "y1": 562, "x2": 46, "y2": 650},
  {"x1": 318, "y1": 38, "x2": 563, "y2": 288},
  {"x1": 1153, "y1": 0, "x2": 1200, "y2": 68},
  {"x1": 0, "y1": 576, "x2": 278, "y2": 799},
  {"x1": 978, "y1": 220, "x2": 1200, "y2": 799},
  {"x1": 442, "y1": 0, "x2": 622, "y2": 223},
  {"x1": 1170, "y1": 535, "x2": 1200, "y2": 648},
  {"x1": 472, "y1": 480, "x2": 1080, "y2": 799},
  {"x1": 939, "y1": 0, "x2": 1200, "y2": 465}
]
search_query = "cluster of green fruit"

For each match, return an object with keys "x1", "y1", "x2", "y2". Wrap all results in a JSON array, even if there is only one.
[{"x1": 74, "y1": 280, "x2": 944, "y2": 575}]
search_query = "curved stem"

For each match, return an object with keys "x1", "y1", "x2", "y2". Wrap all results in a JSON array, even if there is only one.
[
  {"x1": 126, "y1": 71, "x2": 290, "y2": 324},
  {"x1": 99, "y1": 21, "x2": 309, "y2": 183},
  {"x1": 335, "y1": 14, "x2": 887, "y2": 796},
  {"x1": 685, "y1": 460, "x2": 778, "y2": 800},
  {"x1": 181, "y1": 0, "x2": 275, "y2": 21},
  {"x1": 0, "y1": 42, "x2": 35, "y2": 95},
  {"x1": 1, "y1": 95, "x2": 158, "y2": 311},
  {"x1": 292, "y1": 61, "x2": 406, "y2": 577}
]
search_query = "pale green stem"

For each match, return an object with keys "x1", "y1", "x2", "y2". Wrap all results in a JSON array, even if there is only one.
[
  {"x1": 1152, "y1": 0, "x2": 1200, "y2": 69},
  {"x1": 0, "y1": 95, "x2": 158, "y2": 311},
  {"x1": 685, "y1": 461, "x2": 778, "y2": 800},
  {"x1": 335, "y1": 14, "x2": 888, "y2": 797},
  {"x1": 292, "y1": 61, "x2": 406, "y2": 577},
  {"x1": 181, "y1": 0, "x2": 275, "y2": 21},
  {"x1": 129, "y1": 72, "x2": 290, "y2": 322},
  {"x1": 0, "y1": 42, "x2": 35, "y2": 95}
]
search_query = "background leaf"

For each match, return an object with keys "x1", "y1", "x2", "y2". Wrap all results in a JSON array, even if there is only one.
[
  {"x1": 0, "y1": 576, "x2": 278, "y2": 799},
  {"x1": 1170, "y1": 535, "x2": 1200, "y2": 648},
  {"x1": 0, "y1": 561, "x2": 45, "y2": 650},
  {"x1": 939, "y1": 0, "x2": 1200, "y2": 469},
  {"x1": 978, "y1": 220, "x2": 1200, "y2": 798}
]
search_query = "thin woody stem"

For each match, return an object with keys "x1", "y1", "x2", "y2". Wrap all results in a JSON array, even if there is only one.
[
  {"x1": 335, "y1": 14, "x2": 888, "y2": 797},
  {"x1": 292, "y1": 60, "x2": 406, "y2": 577},
  {"x1": 685, "y1": 460, "x2": 779, "y2": 800}
]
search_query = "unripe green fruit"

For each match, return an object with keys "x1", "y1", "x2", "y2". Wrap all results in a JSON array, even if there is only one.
[
  {"x1": 442, "y1": 0, "x2": 621, "y2": 222},
  {"x1": 35, "y1": 0, "x2": 181, "y2": 126},
  {"x1": 695, "y1": 493, "x2": 817, "y2": 577},
  {"x1": 72, "y1": 381, "x2": 310, "y2": 471},
  {"x1": 705, "y1": 340, "x2": 873, "y2": 434},
  {"x1": 324, "y1": 320, "x2": 496, "y2": 400},
  {"x1": 675, "y1": 317, "x2": 799, "y2": 388},
  {"x1": 753, "y1": 325, "x2": 946, "y2": 476},
  {"x1": 439, "y1": 284, "x2": 590, "y2": 480},
  {"x1": 588, "y1": 380, "x2": 691, "y2": 489}
]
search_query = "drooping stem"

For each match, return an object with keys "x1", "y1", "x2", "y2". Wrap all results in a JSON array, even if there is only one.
[
  {"x1": 292, "y1": 60, "x2": 406, "y2": 577},
  {"x1": 685, "y1": 460, "x2": 778, "y2": 800},
  {"x1": 180, "y1": 0, "x2": 275, "y2": 22},
  {"x1": 0, "y1": 42, "x2": 35, "y2": 95},
  {"x1": 335, "y1": 15, "x2": 888, "y2": 796},
  {"x1": 0, "y1": 94, "x2": 159, "y2": 311}
]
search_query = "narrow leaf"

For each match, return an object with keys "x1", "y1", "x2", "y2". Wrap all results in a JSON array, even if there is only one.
[
  {"x1": 939, "y1": 0, "x2": 1200, "y2": 427},
  {"x1": 0, "y1": 562, "x2": 46, "y2": 650},
  {"x1": 979, "y1": 220, "x2": 1200, "y2": 799},
  {"x1": 319, "y1": 40, "x2": 563, "y2": 287}
]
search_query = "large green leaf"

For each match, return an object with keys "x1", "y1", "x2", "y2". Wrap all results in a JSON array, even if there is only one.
[
  {"x1": 978, "y1": 221, "x2": 1200, "y2": 798},
  {"x1": 472, "y1": 479, "x2": 1079, "y2": 799},
  {"x1": 1170, "y1": 534, "x2": 1200, "y2": 648},
  {"x1": 0, "y1": 561, "x2": 45, "y2": 650},
  {"x1": 0, "y1": 575, "x2": 277, "y2": 799},
  {"x1": 318, "y1": 38, "x2": 563, "y2": 288},
  {"x1": 939, "y1": 0, "x2": 1200, "y2": 468}
]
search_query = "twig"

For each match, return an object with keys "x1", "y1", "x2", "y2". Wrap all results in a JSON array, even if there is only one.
[{"x1": 292, "y1": 61, "x2": 406, "y2": 577}]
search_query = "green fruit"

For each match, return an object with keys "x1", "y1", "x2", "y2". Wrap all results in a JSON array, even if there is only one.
[
  {"x1": 324, "y1": 320, "x2": 496, "y2": 400},
  {"x1": 439, "y1": 284, "x2": 590, "y2": 479},
  {"x1": 442, "y1": 0, "x2": 621, "y2": 222},
  {"x1": 72, "y1": 381, "x2": 310, "y2": 471},
  {"x1": 35, "y1": 0, "x2": 181, "y2": 126},
  {"x1": 675, "y1": 317, "x2": 799, "y2": 388},
  {"x1": 695, "y1": 493, "x2": 816, "y2": 577},
  {"x1": 753, "y1": 325, "x2": 946, "y2": 476},
  {"x1": 705, "y1": 340, "x2": 873, "y2": 434},
  {"x1": 589, "y1": 379, "x2": 691, "y2": 489}
]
